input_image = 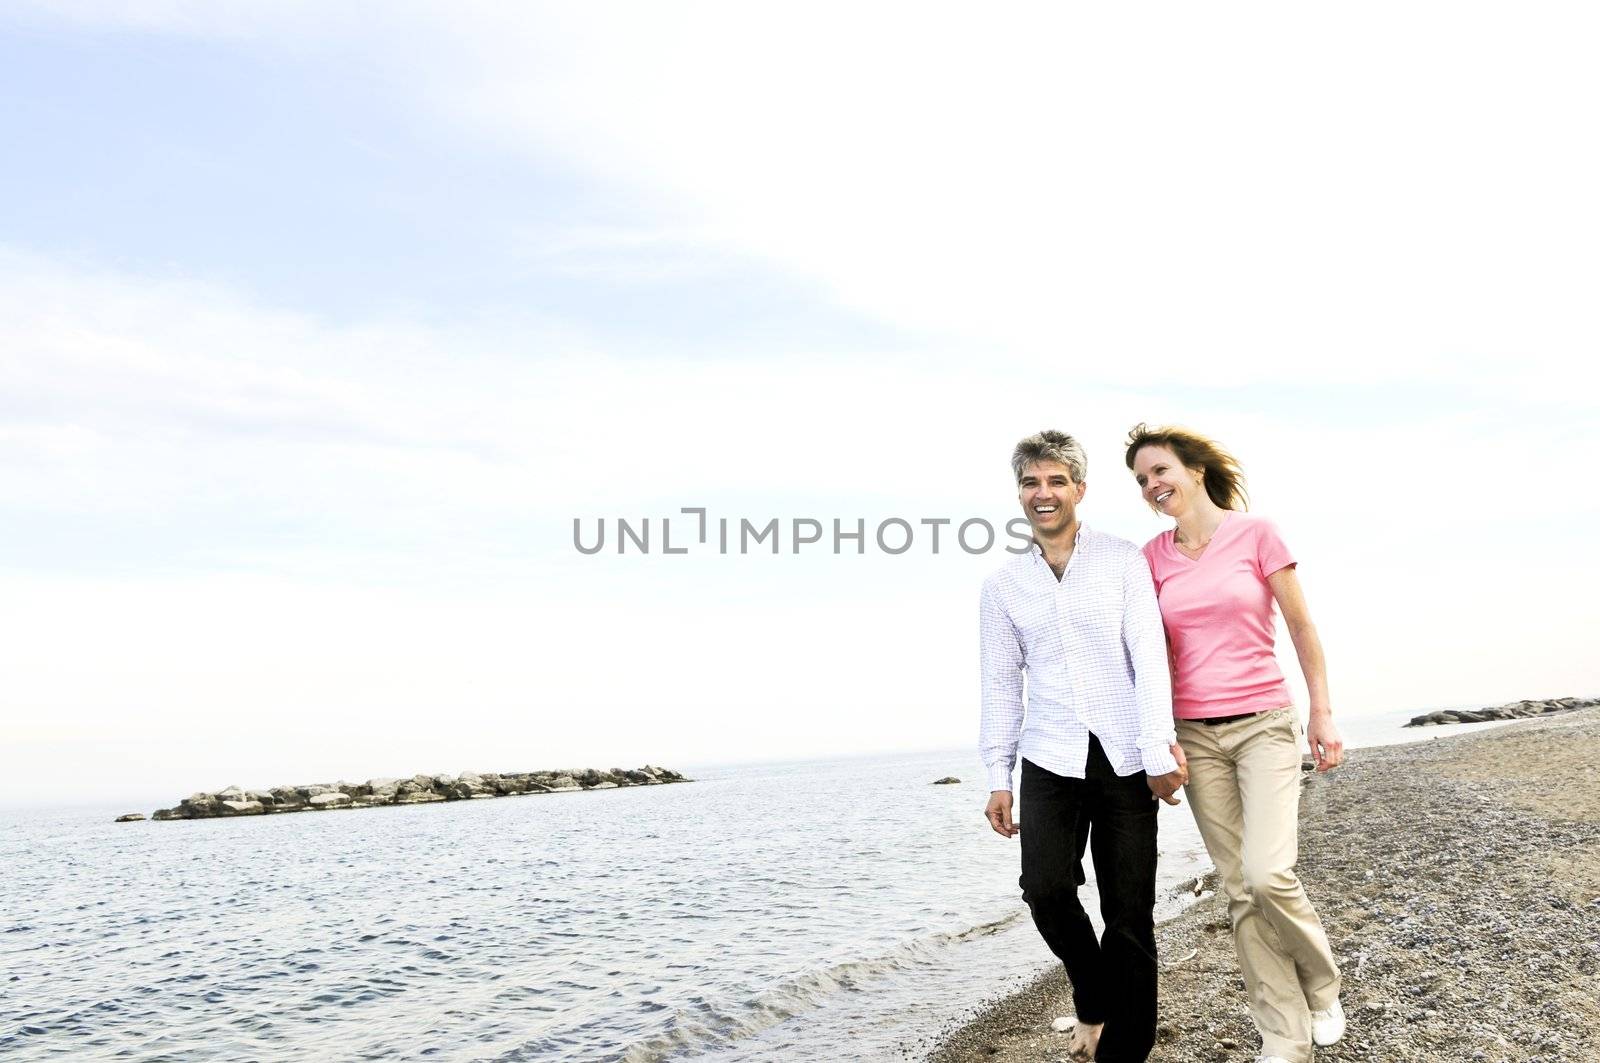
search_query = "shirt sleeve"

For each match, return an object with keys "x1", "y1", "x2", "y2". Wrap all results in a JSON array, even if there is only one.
[
  {"x1": 1122, "y1": 550, "x2": 1178, "y2": 776},
  {"x1": 978, "y1": 578, "x2": 1025, "y2": 792},
  {"x1": 1254, "y1": 517, "x2": 1297, "y2": 579}
]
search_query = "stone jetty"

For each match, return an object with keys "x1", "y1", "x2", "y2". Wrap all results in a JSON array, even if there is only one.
[
  {"x1": 1403, "y1": 694, "x2": 1598, "y2": 727},
  {"x1": 143, "y1": 766, "x2": 688, "y2": 821}
]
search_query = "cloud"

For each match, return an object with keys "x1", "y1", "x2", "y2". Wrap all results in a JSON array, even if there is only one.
[
  {"x1": 15, "y1": 4, "x2": 1598, "y2": 393},
  {"x1": 415, "y1": 5, "x2": 1600, "y2": 392}
]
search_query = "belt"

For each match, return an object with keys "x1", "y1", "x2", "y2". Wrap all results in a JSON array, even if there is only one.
[{"x1": 1196, "y1": 710, "x2": 1267, "y2": 727}]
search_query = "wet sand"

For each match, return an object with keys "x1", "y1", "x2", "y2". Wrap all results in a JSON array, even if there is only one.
[{"x1": 926, "y1": 706, "x2": 1600, "y2": 1063}]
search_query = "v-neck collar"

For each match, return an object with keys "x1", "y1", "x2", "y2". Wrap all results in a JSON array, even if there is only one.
[{"x1": 1170, "y1": 511, "x2": 1234, "y2": 564}]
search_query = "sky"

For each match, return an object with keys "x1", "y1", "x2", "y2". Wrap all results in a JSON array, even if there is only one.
[{"x1": 4, "y1": 3, "x2": 1597, "y2": 807}]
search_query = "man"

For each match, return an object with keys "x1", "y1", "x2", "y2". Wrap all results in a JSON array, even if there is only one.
[{"x1": 980, "y1": 430, "x2": 1187, "y2": 1063}]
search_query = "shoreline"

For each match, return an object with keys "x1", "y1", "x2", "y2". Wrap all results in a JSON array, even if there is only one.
[{"x1": 926, "y1": 706, "x2": 1600, "y2": 1062}]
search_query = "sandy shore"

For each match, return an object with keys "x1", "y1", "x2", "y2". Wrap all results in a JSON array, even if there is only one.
[{"x1": 926, "y1": 707, "x2": 1600, "y2": 1063}]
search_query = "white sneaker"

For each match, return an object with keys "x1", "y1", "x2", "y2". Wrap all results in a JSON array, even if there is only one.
[{"x1": 1311, "y1": 998, "x2": 1346, "y2": 1046}]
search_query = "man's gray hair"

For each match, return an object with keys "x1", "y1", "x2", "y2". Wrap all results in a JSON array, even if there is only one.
[{"x1": 1011, "y1": 430, "x2": 1087, "y2": 484}]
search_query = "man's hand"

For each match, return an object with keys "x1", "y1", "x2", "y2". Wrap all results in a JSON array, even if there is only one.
[
  {"x1": 1147, "y1": 770, "x2": 1184, "y2": 805},
  {"x1": 1308, "y1": 710, "x2": 1344, "y2": 772},
  {"x1": 1147, "y1": 742, "x2": 1189, "y2": 805},
  {"x1": 984, "y1": 790, "x2": 1018, "y2": 837}
]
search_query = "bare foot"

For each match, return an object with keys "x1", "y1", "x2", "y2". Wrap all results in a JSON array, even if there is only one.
[{"x1": 1066, "y1": 1019, "x2": 1103, "y2": 1062}]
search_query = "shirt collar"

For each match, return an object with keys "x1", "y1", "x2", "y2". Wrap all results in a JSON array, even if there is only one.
[{"x1": 1029, "y1": 523, "x2": 1089, "y2": 565}]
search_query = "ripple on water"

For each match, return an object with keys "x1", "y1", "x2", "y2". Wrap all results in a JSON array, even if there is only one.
[{"x1": 3, "y1": 752, "x2": 1211, "y2": 1062}]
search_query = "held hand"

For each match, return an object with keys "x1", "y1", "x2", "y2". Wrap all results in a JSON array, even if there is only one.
[
  {"x1": 1308, "y1": 711, "x2": 1344, "y2": 772},
  {"x1": 1170, "y1": 741, "x2": 1189, "y2": 786},
  {"x1": 1147, "y1": 770, "x2": 1184, "y2": 805},
  {"x1": 984, "y1": 790, "x2": 1018, "y2": 838}
]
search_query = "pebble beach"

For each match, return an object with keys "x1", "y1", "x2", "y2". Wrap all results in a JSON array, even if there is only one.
[{"x1": 927, "y1": 706, "x2": 1600, "y2": 1063}]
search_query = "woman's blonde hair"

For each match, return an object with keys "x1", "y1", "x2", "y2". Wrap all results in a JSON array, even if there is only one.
[{"x1": 1123, "y1": 423, "x2": 1249, "y2": 511}]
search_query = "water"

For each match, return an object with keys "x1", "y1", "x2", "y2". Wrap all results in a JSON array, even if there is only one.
[
  {"x1": 2, "y1": 715, "x2": 1504, "y2": 1062},
  {"x1": 4, "y1": 749, "x2": 1212, "y2": 1062}
]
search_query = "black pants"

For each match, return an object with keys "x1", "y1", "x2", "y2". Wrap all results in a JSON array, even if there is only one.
[{"x1": 1019, "y1": 736, "x2": 1158, "y2": 1063}]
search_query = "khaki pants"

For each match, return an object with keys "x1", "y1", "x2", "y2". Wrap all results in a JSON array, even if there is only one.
[{"x1": 1177, "y1": 709, "x2": 1341, "y2": 1063}]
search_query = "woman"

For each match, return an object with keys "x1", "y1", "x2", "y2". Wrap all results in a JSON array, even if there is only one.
[{"x1": 1124, "y1": 424, "x2": 1345, "y2": 1063}]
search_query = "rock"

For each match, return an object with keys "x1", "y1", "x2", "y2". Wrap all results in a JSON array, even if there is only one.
[
  {"x1": 308, "y1": 792, "x2": 351, "y2": 809},
  {"x1": 115, "y1": 812, "x2": 146, "y2": 822},
  {"x1": 270, "y1": 787, "x2": 307, "y2": 808},
  {"x1": 218, "y1": 800, "x2": 265, "y2": 816},
  {"x1": 394, "y1": 790, "x2": 446, "y2": 805},
  {"x1": 177, "y1": 793, "x2": 219, "y2": 817},
  {"x1": 151, "y1": 808, "x2": 181, "y2": 821},
  {"x1": 549, "y1": 775, "x2": 580, "y2": 791},
  {"x1": 933, "y1": 776, "x2": 961, "y2": 784},
  {"x1": 1050, "y1": 1016, "x2": 1075, "y2": 1032},
  {"x1": 450, "y1": 773, "x2": 494, "y2": 799},
  {"x1": 1406, "y1": 695, "x2": 1599, "y2": 727}
]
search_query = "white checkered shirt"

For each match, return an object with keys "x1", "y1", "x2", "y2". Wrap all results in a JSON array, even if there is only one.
[{"x1": 979, "y1": 524, "x2": 1178, "y2": 791}]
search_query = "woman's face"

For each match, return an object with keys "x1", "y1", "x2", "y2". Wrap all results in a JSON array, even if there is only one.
[{"x1": 1131, "y1": 444, "x2": 1204, "y2": 518}]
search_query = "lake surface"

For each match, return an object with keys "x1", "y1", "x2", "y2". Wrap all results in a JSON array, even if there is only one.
[{"x1": 2, "y1": 714, "x2": 1505, "y2": 1061}]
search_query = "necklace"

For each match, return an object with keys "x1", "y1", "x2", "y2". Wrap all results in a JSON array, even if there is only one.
[{"x1": 1175, "y1": 521, "x2": 1221, "y2": 555}]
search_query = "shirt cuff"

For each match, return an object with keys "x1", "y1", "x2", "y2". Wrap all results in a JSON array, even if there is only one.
[
  {"x1": 1140, "y1": 743, "x2": 1178, "y2": 777},
  {"x1": 986, "y1": 760, "x2": 1015, "y2": 792}
]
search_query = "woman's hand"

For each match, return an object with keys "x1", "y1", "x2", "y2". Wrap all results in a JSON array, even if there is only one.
[
  {"x1": 1170, "y1": 741, "x2": 1189, "y2": 785},
  {"x1": 1307, "y1": 711, "x2": 1344, "y2": 772}
]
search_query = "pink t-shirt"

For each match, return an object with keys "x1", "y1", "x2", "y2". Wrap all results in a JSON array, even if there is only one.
[{"x1": 1141, "y1": 512, "x2": 1296, "y2": 720}]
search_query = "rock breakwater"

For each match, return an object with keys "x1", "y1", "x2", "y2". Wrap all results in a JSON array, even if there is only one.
[
  {"x1": 1404, "y1": 694, "x2": 1597, "y2": 727},
  {"x1": 144, "y1": 766, "x2": 688, "y2": 821}
]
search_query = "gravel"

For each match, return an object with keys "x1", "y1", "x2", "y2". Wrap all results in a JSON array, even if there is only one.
[{"x1": 923, "y1": 707, "x2": 1600, "y2": 1062}]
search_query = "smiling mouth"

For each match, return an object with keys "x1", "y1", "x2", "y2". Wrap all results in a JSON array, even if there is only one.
[
  {"x1": 1033, "y1": 504, "x2": 1059, "y2": 514},
  {"x1": 1155, "y1": 491, "x2": 1173, "y2": 504}
]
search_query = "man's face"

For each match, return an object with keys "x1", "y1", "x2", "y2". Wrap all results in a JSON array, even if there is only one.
[{"x1": 1017, "y1": 460, "x2": 1086, "y2": 536}]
